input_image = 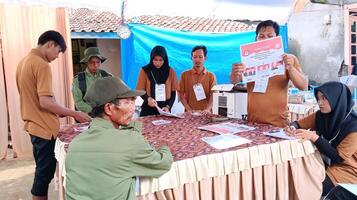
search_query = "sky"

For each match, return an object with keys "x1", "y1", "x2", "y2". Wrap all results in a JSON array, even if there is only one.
[
  {"x1": 126, "y1": 0, "x2": 295, "y2": 23},
  {"x1": 1, "y1": 0, "x2": 296, "y2": 22}
]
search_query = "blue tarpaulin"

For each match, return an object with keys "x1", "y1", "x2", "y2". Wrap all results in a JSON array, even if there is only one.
[{"x1": 121, "y1": 23, "x2": 288, "y2": 89}]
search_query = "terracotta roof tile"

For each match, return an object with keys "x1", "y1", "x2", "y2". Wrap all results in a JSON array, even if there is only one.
[{"x1": 69, "y1": 8, "x2": 259, "y2": 33}]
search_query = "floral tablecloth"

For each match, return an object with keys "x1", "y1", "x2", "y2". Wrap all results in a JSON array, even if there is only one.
[
  {"x1": 55, "y1": 113, "x2": 324, "y2": 198},
  {"x1": 58, "y1": 113, "x2": 281, "y2": 161}
]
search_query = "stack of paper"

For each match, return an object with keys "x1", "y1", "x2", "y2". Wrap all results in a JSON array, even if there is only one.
[
  {"x1": 156, "y1": 105, "x2": 184, "y2": 118},
  {"x1": 202, "y1": 134, "x2": 251, "y2": 150},
  {"x1": 263, "y1": 129, "x2": 296, "y2": 140},
  {"x1": 198, "y1": 122, "x2": 255, "y2": 135},
  {"x1": 152, "y1": 119, "x2": 171, "y2": 126}
]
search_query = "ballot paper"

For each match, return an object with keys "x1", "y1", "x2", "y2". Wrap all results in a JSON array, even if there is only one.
[
  {"x1": 202, "y1": 134, "x2": 251, "y2": 150},
  {"x1": 198, "y1": 122, "x2": 255, "y2": 135},
  {"x1": 241, "y1": 36, "x2": 285, "y2": 83},
  {"x1": 73, "y1": 126, "x2": 89, "y2": 132},
  {"x1": 263, "y1": 129, "x2": 296, "y2": 140},
  {"x1": 156, "y1": 105, "x2": 184, "y2": 118},
  {"x1": 152, "y1": 119, "x2": 172, "y2": 126}
]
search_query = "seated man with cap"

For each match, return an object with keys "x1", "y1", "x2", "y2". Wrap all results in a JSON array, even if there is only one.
[
  {"x1": 72, "y1": 47, "x2": 112, "y2": 113},
  {"x1": 65, "y1": 77, "x2": 173, "y2": 200}
]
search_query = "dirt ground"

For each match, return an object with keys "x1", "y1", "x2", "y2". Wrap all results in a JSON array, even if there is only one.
[{"x1": 0, "y1": 149, "x2": 57, "y2": 200}]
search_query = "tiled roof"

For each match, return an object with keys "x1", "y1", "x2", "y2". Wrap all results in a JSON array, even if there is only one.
[
  {"x1": 69, "y1": 8, "x2": 120, "y2": 32},
  {"x1": 69, "y1": 8, "x2": 259, "y2": 33}
]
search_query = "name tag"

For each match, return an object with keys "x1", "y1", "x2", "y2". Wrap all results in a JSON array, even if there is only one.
[
  {"x1": 193, "y1": 83, "x2": 206, "y2": 101},
  {"x1": 155, "y1": 84, "x2": 166, "y2": 102},
  {"x1": 252, "y1": 76, "x2": 269, "y2": 93}
]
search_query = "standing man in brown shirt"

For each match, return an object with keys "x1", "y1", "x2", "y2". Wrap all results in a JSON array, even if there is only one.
[
  {"x1": 16, "y1": 30, "x2": 91, "y2": 200},
  {"x1": 230, "y1": 20, "x2": 308, "y2": 127},
  {"x1": 178, "y1": 45, "x2": 216, "y2": 113}
]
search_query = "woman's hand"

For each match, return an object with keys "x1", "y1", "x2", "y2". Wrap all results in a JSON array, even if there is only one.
[
  {"x1": 148, "y1": 97, "x2": 157, "y2": 107},
  {"x1": 162, "y1": 106, "x2": 170, "y2": 112},
  {"x1": 294, "y1": 129, "x2": 319, "y2": 142},
  {"x1": 283, "y1": 126, "x2": 296, "y2": 135}
]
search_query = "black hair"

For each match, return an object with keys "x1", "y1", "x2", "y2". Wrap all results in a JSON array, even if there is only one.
[
  {"x1": 89, "y1": 99, "x2": 119, "y2": 118},
  {"x1": 191, "y1": 45, "x2": 207, "y2": 57},
  {"x1": 255, "y1": 20, "x2": 280, "y2": 37},
  {"x1": 37, "y1": 30, "x2": 67, "y2": 52}
]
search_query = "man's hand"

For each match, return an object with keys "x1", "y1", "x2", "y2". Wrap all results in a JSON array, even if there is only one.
[
  {"x1": 282, "y1": 54, "x2": 295, "y2": 70},
  {"x1": 73, "y1": 111, "x2": 91, "y2": 123},
  {"x1": 230, "y1": 63, "x2": 245, "y2": 84},
  {"x1": 231, "y1": 63, "x2": 245, "y2": 77},
  {"x1": 201, "y1": 109, "x2": 211, "y2": 115},
  {"x1": 148, "y1": 97, "x2": 157, "y2": 107},
  {"x1": 158, "y1": 140, "x2": 171, "y2": 149}
]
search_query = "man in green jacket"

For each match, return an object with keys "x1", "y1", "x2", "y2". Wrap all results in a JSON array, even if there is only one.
[
  {"x1": 72, "y1": 47, "x2": 111, "y2": 113},
  {"x1": 65, "y1": 77, "x2": 173, "y2": 200}
]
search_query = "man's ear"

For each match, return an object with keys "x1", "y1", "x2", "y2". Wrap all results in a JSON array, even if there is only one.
[
  {"x1": 46, "y1": 41, "x2": 56, "y2": 48},
  {"x1": 103, "y1": 103, "x2": 113, "y2": 116}
]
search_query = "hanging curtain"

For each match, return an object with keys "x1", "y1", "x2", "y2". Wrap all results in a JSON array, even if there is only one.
[
  {"x1": 0, "y1": 4, "x2": 74, "y2": 159},
  {"x1": 0, "y1": 37, "x2": 9, "y2": 160},
  {"x1": 121, "y1": 24, "x2": 289, "y2": 88}
]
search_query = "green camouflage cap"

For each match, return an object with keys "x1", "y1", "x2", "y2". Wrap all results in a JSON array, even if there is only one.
[
  {"x1": 80, "y1": 47, "x2": 107, "y2": 63},
  {"x1": 84, "y1": 77, "x2": 145, "y2": 108}
]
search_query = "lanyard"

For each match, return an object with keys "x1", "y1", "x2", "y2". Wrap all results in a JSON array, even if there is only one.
[
  {"x1": 150, "y1": 71, "x2": 158, "y2": 84},
  {"x1": 194, "y1": 70, "x2": 205, "y2": 85}
]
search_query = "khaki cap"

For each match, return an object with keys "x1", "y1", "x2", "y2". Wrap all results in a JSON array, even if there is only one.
[
  {"x1": 84, "y1": 77, "x2": 145, "y2": 108},
  {"x1": 80, "y1": 47, "x2": 107, "y2": 63}
]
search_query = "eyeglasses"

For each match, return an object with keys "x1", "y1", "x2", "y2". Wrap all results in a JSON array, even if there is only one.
[{"x1": 111, "y1": 99, "x2": 136, "y2": 107}]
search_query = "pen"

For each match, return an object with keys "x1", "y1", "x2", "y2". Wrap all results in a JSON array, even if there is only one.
[{"x1": 289, "y1": 126, "x2": 296, "y2": 131}]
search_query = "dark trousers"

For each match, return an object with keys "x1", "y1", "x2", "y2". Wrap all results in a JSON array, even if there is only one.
[{"x1": 30, "y1": 135, "x2": 57, "y2": 196}]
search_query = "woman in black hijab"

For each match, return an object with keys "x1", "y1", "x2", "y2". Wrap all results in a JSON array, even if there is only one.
[
  {"x1": 136, "y1": 46, "x2": 178, "y2": 116},
  {"x1": 289, "y1": 81, "x2": 357, "y2": 196}
]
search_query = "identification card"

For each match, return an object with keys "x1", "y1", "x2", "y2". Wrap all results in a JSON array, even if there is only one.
[
  {"x1": 155, "y1": 84, "x2": 166, "y2": 101},
  {"x1": 193, "y1": 83, "x2": 206, "y2": 101}
]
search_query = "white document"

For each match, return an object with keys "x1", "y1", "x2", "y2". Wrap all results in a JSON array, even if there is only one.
[
  {"x1": 263, "y1": 129, "x2": 296, "y2": 140},
  {"x1": 156, "y1": 105, "x2": 184, "y2": 118},
  {"x1": 337, "y1": 183, "x2": 357, "y2": 196},
  {"x1": 198, "y1": 122, "x2": 255, "y2": 135},
  {"x1": 193, "y1": 83, "x2": 206, "y2": 101},
  {"x1": 155, "y1": 84, "x2": 166, "y2": 102},
  {"x1": 241, "y1": 36, "x2": 285, "y2": 83},
  {"x1": 152, "y1": 119, "x2": 171, "y2": 125},
  {"x1": 253, "y1": 76, "x2": 269, "y2": 93},
  {"x1": 201, "y1": 134, "x2": 251, "y2": 150},
  {"x1": 73, "y1": 126, "x2": 89, "y2": 132},
  {"x1": 211, "y1": 84, "x2": 234, "y2": 92}
]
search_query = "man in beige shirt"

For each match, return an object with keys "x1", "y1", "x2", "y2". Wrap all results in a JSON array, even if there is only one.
[
  {"x1": 178, "y1": 45, "x2": 216, "y2": 113},
  {"x1": 16, "y1": 30, "x2": 91, "y2": 200}
]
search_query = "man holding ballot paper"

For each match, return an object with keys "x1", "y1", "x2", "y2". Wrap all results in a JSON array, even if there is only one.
[{"x1": 230, "y1": 20, "x2": 308, "y2": 128}]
